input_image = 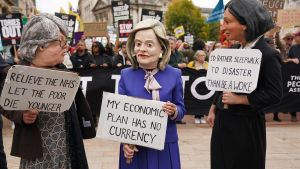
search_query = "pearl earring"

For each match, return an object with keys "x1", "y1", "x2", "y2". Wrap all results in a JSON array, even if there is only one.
[{"x1": 159, "y1": 53, "x2": 163, "y2": 58}]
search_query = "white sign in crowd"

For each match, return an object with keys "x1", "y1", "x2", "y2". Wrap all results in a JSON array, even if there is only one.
[
  {"x1": 206, "y1": 49, "x2": 262, "y2": 93},
  {"x1": 0, "y1": 65, "x2": 80, "y2": 112},
  {"x1": 97, "y1": 92, "x2": 168, "y2": 150}
]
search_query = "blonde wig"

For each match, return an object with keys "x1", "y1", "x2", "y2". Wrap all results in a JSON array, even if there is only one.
[{"x1": 126, "y1": 19, "x2": 171, "y2": 70}]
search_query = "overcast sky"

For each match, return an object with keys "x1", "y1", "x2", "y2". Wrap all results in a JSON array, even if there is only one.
[
  {"x1": 36, "y1": 0, "x2": 230, "y2": 14},
  {"x1": 192, "y1": 0, "x2": 230, "y2": 9},
  {"x1": 36, "y1": 0, "x2": 78, "y2": 14}
]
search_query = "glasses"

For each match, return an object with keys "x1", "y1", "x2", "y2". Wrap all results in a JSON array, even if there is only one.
[
  {"x1": 286, "y1": 37, "x2": 293, "y2": 41},
  {"x1": 53, "y1": 39, "x2": 68, "y2": 48}
]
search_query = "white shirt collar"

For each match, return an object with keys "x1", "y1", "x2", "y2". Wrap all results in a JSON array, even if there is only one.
[{"x1": 240, "y1": 35, "x2": 264, "y2": 49}]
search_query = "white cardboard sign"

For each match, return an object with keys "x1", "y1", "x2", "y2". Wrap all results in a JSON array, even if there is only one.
[
  {"x1": 0, "y1": 65, "x2": 80, "y2": 112},
  {"x1": 206, "y1": 49, "x2": 262, "y2": 93},
  {"x1": 97, "y1": 92, "x2": 168, "y2": 150}
]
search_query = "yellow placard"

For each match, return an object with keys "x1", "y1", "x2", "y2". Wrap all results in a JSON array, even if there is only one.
[{"x1": 174, "y1": 26, "x2": 185, "y2": 38}]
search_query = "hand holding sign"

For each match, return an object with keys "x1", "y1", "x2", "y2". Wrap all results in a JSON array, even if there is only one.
[
  {"x1": 23, "y1": 109, "x2": 39, "y2": 124},
  {"x1": 124, "y1": 144, "x2": 138, "y2": 164}
]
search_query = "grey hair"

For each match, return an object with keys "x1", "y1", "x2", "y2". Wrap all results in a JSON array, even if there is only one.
[
  {"x1": 193, "y1": 50, "x2": 206, "y2": 60},
  {"x1": 19, "y1": 13, "x2": 68, "y2": 62},
  {"x1": 126, "y1": 19, "x2": 171, "y2": 70}
]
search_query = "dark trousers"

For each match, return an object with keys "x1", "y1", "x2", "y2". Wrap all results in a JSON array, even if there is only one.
[
  {"x1": 0, "y1": 116, "x2": 7, "y2": 169},
  {"x1": 195, "y1": 114, "x2": 204, "y2": 118},
  {"x1": 290, "y1": 112, "x2": 297, "y2": 117}
]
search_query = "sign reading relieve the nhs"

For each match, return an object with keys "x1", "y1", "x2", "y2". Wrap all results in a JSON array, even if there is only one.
[
  {"x1": 97, "y1": 92, "x2": 168, "y2": 150},
  {"x1": 206, "y1": 49, "x2": 262, "y2": 93},
  {"x1": 0, "y1": 65, "x2": 80, "y2": 112}
]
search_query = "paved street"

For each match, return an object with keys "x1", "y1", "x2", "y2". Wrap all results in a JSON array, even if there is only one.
[{"x1": 3, "y1": 113, "x2": 300, "y2": 169}]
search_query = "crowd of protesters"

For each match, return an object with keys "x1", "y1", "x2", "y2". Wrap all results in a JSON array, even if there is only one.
[{"x1": 51, "y1": 27, "x2": 298, "y2": 125}]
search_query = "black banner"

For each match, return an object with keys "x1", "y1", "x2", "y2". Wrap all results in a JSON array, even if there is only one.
[
  {"x1": 0, "y1": 13, "x2": 23, "y2": 46},
  {"x1": 74, "y1": 67, "x2": 215, "y2": 117},
  {"x1": 141, "y1": 9, "x2": 163, "y2": 22},
  {"x1": 111, "y1": 0, "x2": 130, "y2": 28},
  {"x1": 74, "y1": 64, "x2": 300, "y2": 118},
  {"x1": 266, "y1": 63, "x2": 300, "y2": 112},
  {"x1": 182, "y1": 68, "x2": 215, "y2": 115},
  {"x1": 55, "y1": 13, "x2": 76, "y2": 46}
]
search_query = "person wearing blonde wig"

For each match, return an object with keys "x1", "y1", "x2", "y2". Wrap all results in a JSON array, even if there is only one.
[
  {"x1": 207, "y1": 0, "x2": 282, "y2": 169},
  {"x1": 118, "y1": 19, "x2": 185, "y2": 169}
]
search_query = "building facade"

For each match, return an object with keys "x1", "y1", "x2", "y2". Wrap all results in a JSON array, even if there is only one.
[
  {"x1": 0, "y1": 0, "x2": 15, "y2": 13},
  {"x1": 80, "y1": 0, "x2": 171, "y2": 26},
  {"x1": 78, "y1": 0, "x2": 98, "y2": 22},
  {"x1": 0, "y1": 0, "x2": 36, "y2": 18}
]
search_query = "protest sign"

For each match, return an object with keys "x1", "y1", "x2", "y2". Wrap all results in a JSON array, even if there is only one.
[
  {"x1": 206, "y1": 49, "x2": 262, "y2": 93},
  {"x1": 118, "y1": 19, "x2": 133, "y2": 42},
  {"x1": 0, "y1": 13, "x2": 22, "y2": 46},
  {"x1": 0, "y1": 65, "x2": 80, "y2": 112},
  {"x1": 277, "y1": 9, "x2": 300, "y2": 27},
  {"x1": 112, "y1": 0, "x2": 130, "y2": 28},
  {"x1": 84, "y1": 22, "x2": 108, "y2": 37},
  {"x1": 174, "y1": 26, "x2": 185, "y2": 39},
  {"x1": 260, "y1": 0, "x2": 284, "y2": 22},
  {"x1": 97, "y1": 92, "x2": 168, "y2": 150},
  {"x1": 141, "y1": 9, "x2": 163, "y2": 22},
  {"x1": 107, "y1": 26, "x2": 117, "y2": 45},
  {"x1": 184, "y1": 35, "x2": 194, "y2": 46},
  {"x1": 55, "y1": 13, "x2": 76, "y2": 45}
]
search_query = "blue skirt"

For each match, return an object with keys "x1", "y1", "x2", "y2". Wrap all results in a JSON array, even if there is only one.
[{"x1": 119, "y1": 142, "x2": 181, "y2": 169}]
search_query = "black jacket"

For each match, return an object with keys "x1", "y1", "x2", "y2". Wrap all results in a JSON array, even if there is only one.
[{"x1": 71, "y1": 50, "x2": 95, "y2": 69}]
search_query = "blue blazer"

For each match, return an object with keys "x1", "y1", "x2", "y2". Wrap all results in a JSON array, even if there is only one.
[{"x1": 118, "y1": 65, "x2": 185, "y2": 143}]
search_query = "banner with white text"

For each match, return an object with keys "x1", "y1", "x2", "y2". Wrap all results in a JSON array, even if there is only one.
[
  {"x1": 73, "y1": 65, "x2": 300, "y2": 118},
  {"x1": 55, "y1": 13, "x2": 76, "y2": 46},
  {"x1": 112, "y1": 0, "x2": 130, "y2": 28},
  {"x1": 0, "y1": 13, "x2": 23, "y2": 46}
]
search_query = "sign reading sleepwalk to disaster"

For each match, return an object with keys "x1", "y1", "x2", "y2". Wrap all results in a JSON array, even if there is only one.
[
  {"x1": 111, "y1": 0, "x2": 130, "y2": 28},
  {"x1": 0, "y1": 13, "x2": 23, "y2": 46},
  {"x1": 0, "y1": 65, "x2": 80, "y2": 112},
  {"x1": 55, "y1": 13, "x2": 76, "y2": 45},
  {"x1": 97, "y1": 92, "x2": 168, "y2": 150},
  {"x1": 206, "y1": 49, "x2": 262, "y2": 93}
]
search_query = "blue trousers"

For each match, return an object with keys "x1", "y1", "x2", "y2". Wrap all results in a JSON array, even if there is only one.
[{"x1": 0, "y1": 116, "x2": 7, "y2": 169}]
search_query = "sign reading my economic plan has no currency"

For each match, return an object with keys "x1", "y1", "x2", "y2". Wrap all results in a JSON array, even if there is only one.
[
  {"x1": 206, "y1": 49, "x2": 262, "y2": 93},
  {"x1": 97, "y1": 92, "x2": 168, "y2": 150},
  {"x1": 0, "y1": 65, "x2": 80, "y2": 112}
]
